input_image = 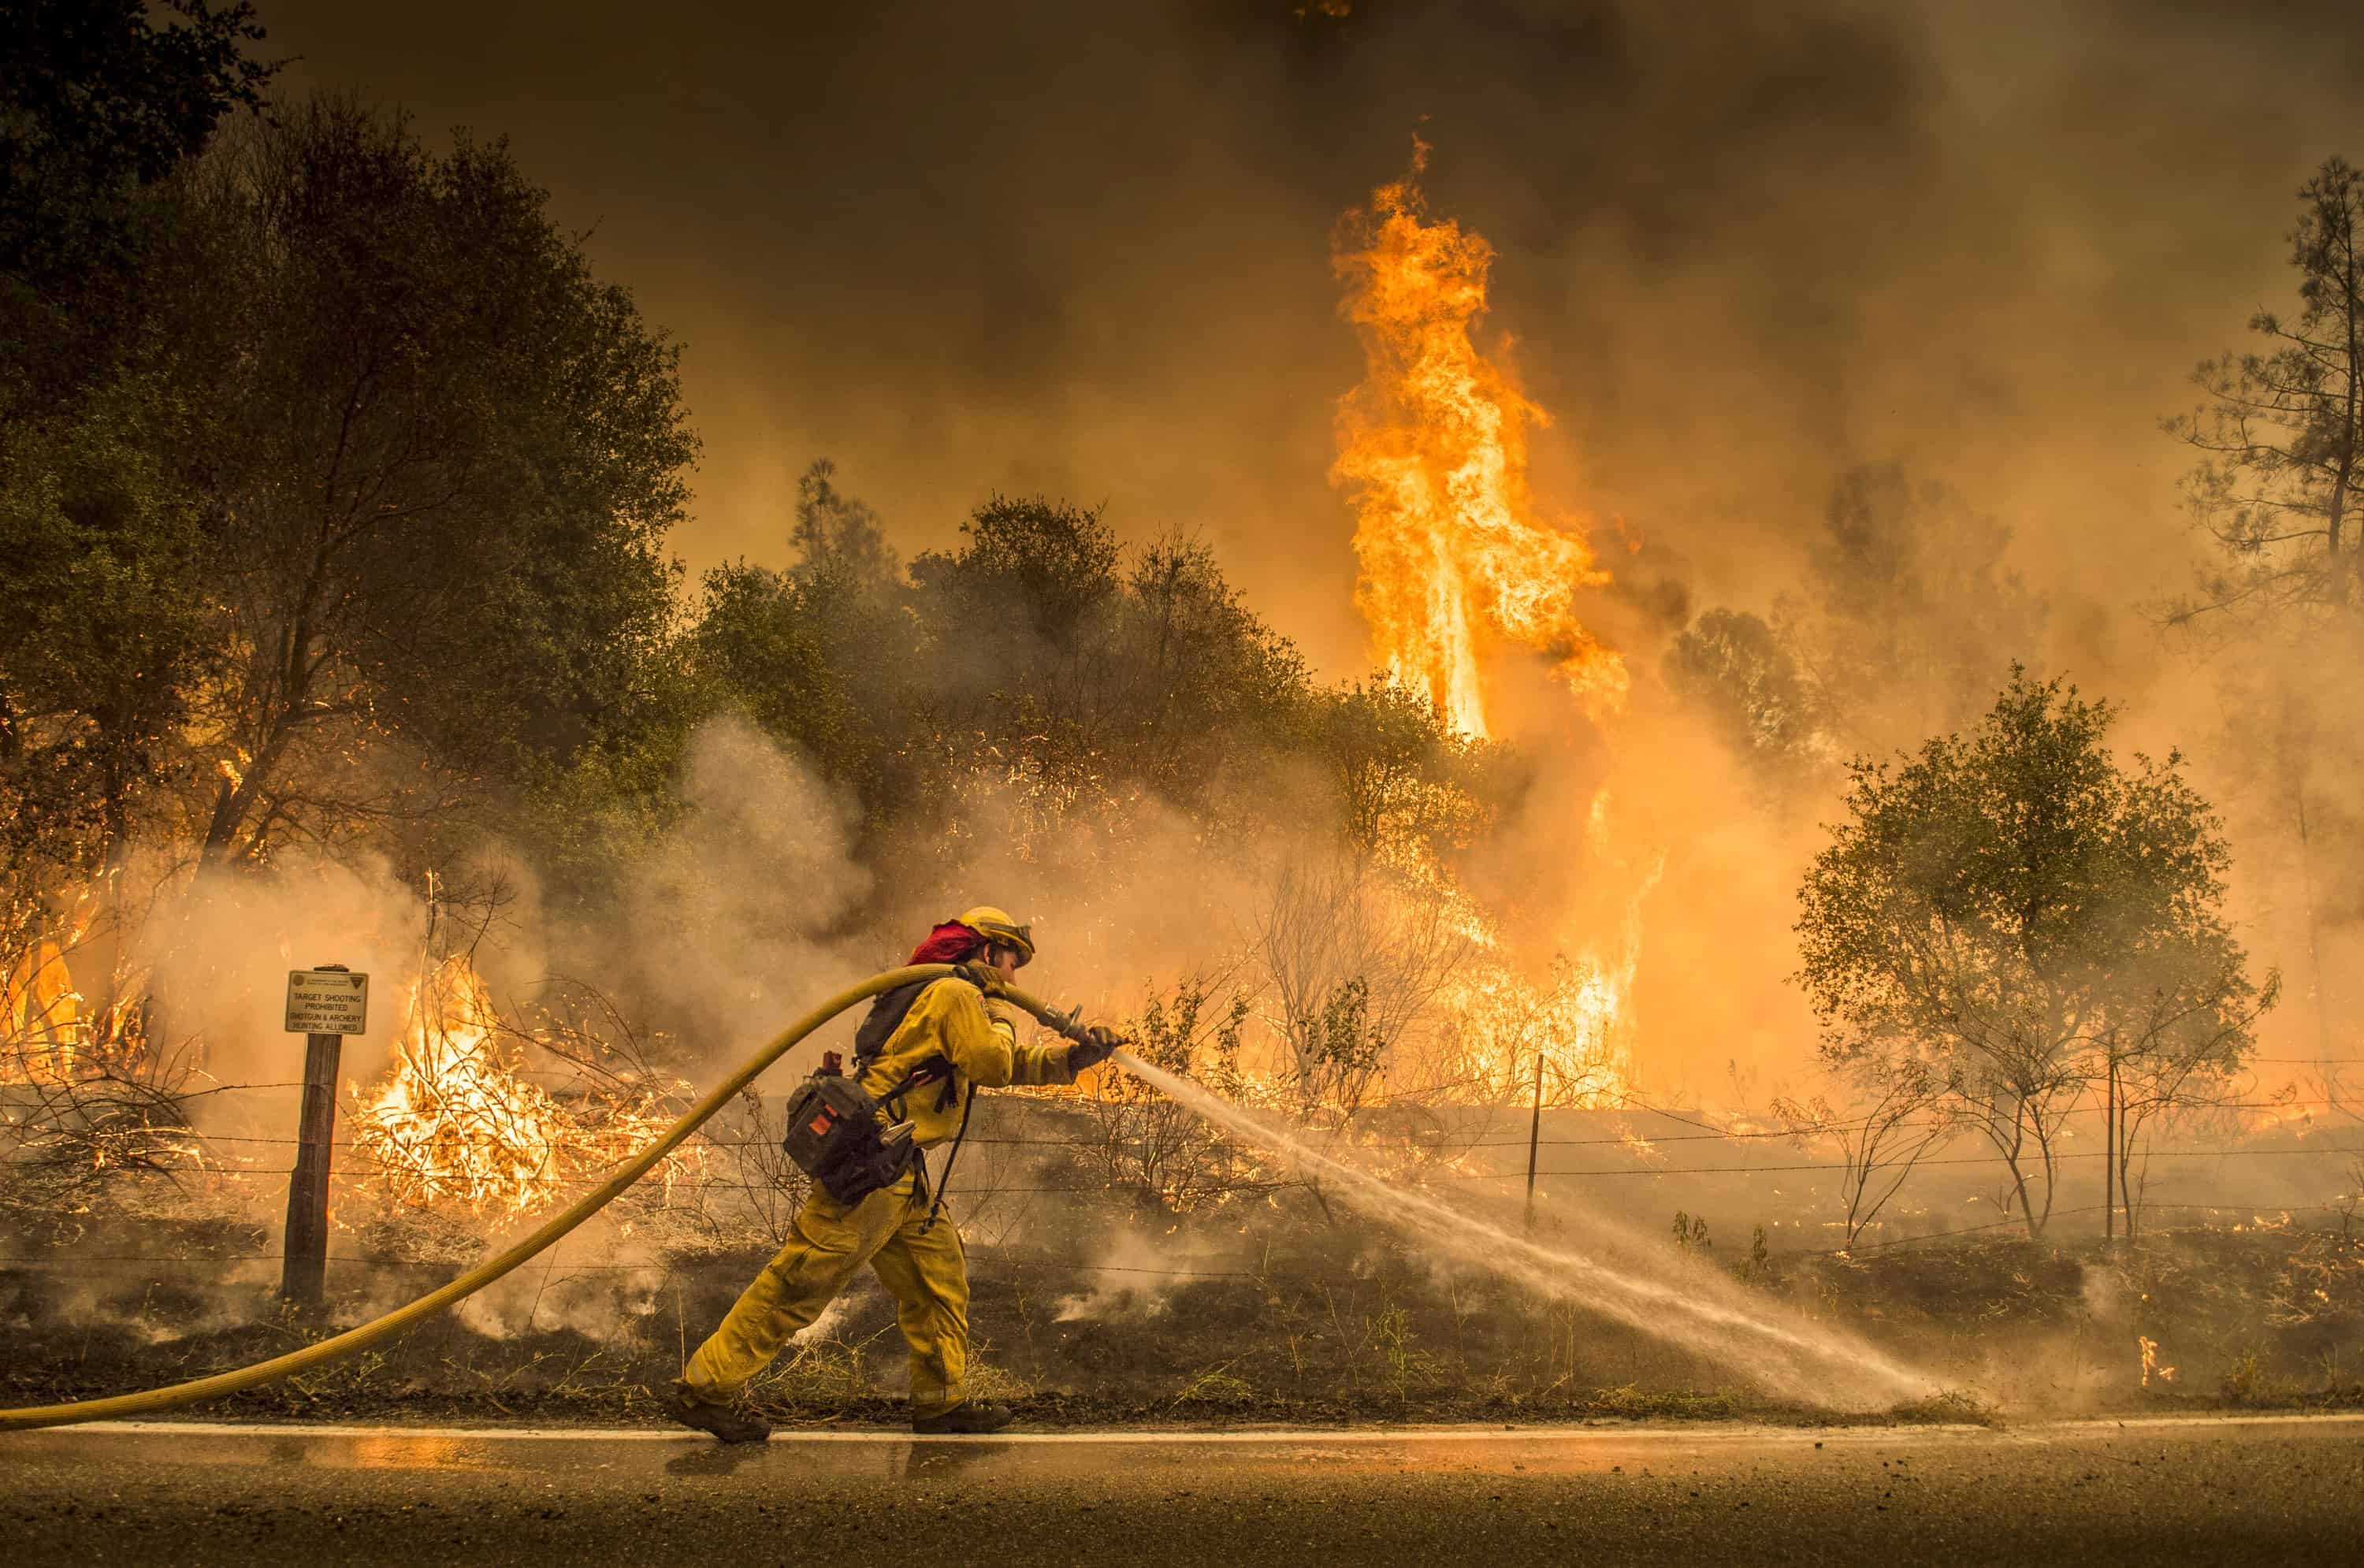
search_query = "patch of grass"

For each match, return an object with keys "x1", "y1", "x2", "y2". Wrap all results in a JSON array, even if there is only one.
[
  {"x1": 1169, "y1": 1362, "x2": 1258, "y2": 1409},
  {"x1": 747, "y1": 1325, "x2": 892, "y2": 1410},
  {"x1": 968, "y1": 1358, "x2": 1035, "y2": 1405},
  {"x1": 13, "y1": 1220, "x2": 2362, "y2": 1429},
  {"x1": 2218, "y1": 1347, "x2": 2283, "y2": 1405},
  {"x1": 1372, "y1": 1307, "x2": 1439, "y2": 1405}
]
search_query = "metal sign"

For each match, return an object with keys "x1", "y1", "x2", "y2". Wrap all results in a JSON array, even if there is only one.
[{"x1": 284, "y1": 968, "x2": 370, "y2": 1035}]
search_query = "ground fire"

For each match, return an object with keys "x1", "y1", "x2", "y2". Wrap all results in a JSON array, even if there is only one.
[{"x1": 353, "y1": 957, "x2": 699, "y2": 1219}]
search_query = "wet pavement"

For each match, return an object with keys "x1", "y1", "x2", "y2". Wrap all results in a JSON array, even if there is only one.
[{"x1": 2, "y1": 1414, "x2": 2358, "y2": 1564}]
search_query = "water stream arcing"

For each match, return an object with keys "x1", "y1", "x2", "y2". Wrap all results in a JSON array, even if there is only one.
[{"x1": 1113, "y1": 1050, "x2": 1940, "y2": 1410}]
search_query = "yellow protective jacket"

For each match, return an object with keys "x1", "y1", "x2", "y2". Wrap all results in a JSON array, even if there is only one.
[{"x1": 856, "y1": 976, "x2": 1078, "y2": 1148}]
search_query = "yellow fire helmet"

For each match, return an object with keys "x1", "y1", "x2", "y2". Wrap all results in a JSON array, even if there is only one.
[{"x1": 957, "y1": 905, "x2": 1035, "y2": 967}]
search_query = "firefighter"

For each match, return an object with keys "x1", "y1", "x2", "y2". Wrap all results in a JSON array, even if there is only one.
[{"x1": 663, "y1": 907, "x2": 1120, "y2": 1440}]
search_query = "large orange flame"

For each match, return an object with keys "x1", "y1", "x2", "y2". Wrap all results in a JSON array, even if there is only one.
[
  {"x1": 1330, "y1": 147, "x2": 1647, "y2": 1109},
  {"x1": 1332, "y1": 141, "x2": 1626, "y2": 740}
]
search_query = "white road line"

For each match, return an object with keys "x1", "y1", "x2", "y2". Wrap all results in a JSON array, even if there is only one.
[{"x1": 13, "y1": 1412, "x2": 2362, "y2": 1444}]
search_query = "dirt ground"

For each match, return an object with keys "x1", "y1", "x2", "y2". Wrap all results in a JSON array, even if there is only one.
[{"x1": 6, "y1": 1205, "x2": 2359, "y2": 1428}]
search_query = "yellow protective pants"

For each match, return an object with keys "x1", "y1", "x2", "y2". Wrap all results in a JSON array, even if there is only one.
[{"x1": 679, "y1": 1170, "x2": 970, "y2": 1415}]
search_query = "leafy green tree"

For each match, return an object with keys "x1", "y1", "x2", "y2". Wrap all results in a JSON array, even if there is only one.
[
  {"x1": 1, "y1": 0, "x2": 276, "y2": 348},
  {"x1": 907, "y1": 498, "x2": 1310, "y2": 817},
  {"x1": 687, "y1": 563, "x2": 881, "y2": 797},
  {"x1": 683, "y1": 462, "x2": 923, "y2": 844},
  {"x1": 1307, "y1": 677, "x2": 1490, "y2": 860},
  {"x1": 1098, "y1": 534, "x2": 1309, "y2": 810},
  {"x1": 0, "y1": 379, "x2": 212, "y2": 879},
  {"x1": 1794, "y1": 669, "x2": 2275, "y2": 1238},
  {"x1": 911, "y1": 494, "x2": 1121, "y2": 647},
  {"x1": 167, "y1": 96, "x2": 694, "y2": 871},
  {"x1": 0, "y1": 0, "x2": 277, "y2": 998}
]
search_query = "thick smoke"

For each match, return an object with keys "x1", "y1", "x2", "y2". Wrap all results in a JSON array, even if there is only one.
[
  {"x1": 565, "y1": 715, "x2": 875, "y2": 1064},
  {"x1": 251, "y1": 0, "x2": 2364, "y2": 1094},
  {"x1": 253, "y1": 0, "x2": 2357, "y2": 642},
  {"x1": 144, "y1": 857, "x2": 431, "y2": 1147}
]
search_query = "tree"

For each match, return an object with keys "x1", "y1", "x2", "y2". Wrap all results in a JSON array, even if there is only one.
[
  {"x1": 1773, "y1": 1061, "x2": 1954, "y2": 1248},
  {"x1": 690, "y1": 460, "x2": 925, "y2": 836},
  {"x1": 1109, "y1": 534, "x2": 1309, "y2": 806},
  {"x1": 2097, "y1": 916, "x2": 2278, "y2": 1241},
  {"x1": 167, "y1": 96, "x2": 694, "y2": 871},
  {"x1": 0, "y1": 2, "x2": 277, "y2": 1002},
  {"x1": 0, "y1": 0, "x2": 276, "y2": 336},
  {"x1": 2167, "y1": 156, "x2": 2363, "y2": 622},
  {"x1": 907, "y1": 497, "x2": 1311, "y2": 821},
  {"x1": 1663, "y1": 608, "x2": 1826, "y2": 793},
  {"x1": 905, "y1": 495, "x2": 1125, "y2": 810},
  {"x1": 1669, "y1": 463, "x2": 2043, "y2": 788},
  {"x1": 2163, "y1": 156, "x2": 2364, "y2": 1047},
  {"x1": 1254, "y1": 851, "x2": 1473, "y2": 1120},
  {"x1": 0, "y1": 381, "x2": 213, "y2": 882},
  {"x1": 910, "y1": 493, "x2": 1121, "y2": 648},
  {"x1": 1794, "y1": 669, "x2": 2275, "y2": 1239},
  {"x1": 1306, "y1": 677, "x2": 1491, "y2": 860},
  {"x1": 788, "y1": 459, "x2": 898, "y2": 593},
  {"x1": 686, "y1": 560, "x2": 882, "y2": 804},
  {"x1": 1077, "y1": 975, "x2": 1273, "y2": 1214},
  {"x1": 1, "y1": 5, "x2": 278, "y2": 868}
]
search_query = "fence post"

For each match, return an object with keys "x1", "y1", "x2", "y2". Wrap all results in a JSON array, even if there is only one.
[
  {"x1": 281, "y1": 1031, "x2": 341, "y2": 1303},
  {"x1": 281, "y1": 962, "x2": 366, "y2": 1305},
  {"x1": 1523, "y1": 1042, "x2": 1544, "y2": 1232}
]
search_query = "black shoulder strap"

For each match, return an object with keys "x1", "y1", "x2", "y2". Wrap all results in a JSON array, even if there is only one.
[
  {"x1": 875, "y1": 1053, "x2": 954, "y2": 1116},
  {"x1": 853, "y1": 979, "x2": 931, "y2": 1060},
  {"x1": 857, "y1": 971, "x2": 992, "y2": 1061}
]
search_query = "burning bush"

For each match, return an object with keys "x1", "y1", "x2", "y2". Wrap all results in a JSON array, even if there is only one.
[
  {"x1": 2, "y1": 905, "x2": 203, "y2": 1232},
  {"x1": 352, "y1": 957, "x2": 703, "y2": 1221}
]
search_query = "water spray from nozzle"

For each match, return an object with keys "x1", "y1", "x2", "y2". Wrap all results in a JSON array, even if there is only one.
[{"x1": 1100, "y1": 1048, "x2": 1938, "y2": 1411}]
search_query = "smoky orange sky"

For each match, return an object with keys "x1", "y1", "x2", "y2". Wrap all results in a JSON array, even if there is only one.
[
  {"x1": 251, "y1": 0, "x2": 2361, "y2": 689},
  {"x1": 237, "y1": 1, "x2": 2364, "y2": 1092}
]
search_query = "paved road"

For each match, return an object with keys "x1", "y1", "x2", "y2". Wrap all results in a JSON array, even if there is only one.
[{"x1": 2, "y1": 1415, "x2": 2358, "y2": 1565}]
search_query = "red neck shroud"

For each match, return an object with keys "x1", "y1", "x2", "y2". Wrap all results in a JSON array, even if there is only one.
[{"x1": 908, "y1": 922, "x2": 985, "y2": 966}]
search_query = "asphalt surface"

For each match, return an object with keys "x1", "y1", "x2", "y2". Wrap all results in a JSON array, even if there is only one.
[{"x1": 2, "y1": 1415, "x2": 2358, "y2": 1565}]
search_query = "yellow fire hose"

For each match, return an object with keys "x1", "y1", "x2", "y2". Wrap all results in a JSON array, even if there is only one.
[{"x1": 0, "y1": 963, "x2": 1084, "y2": 1432}]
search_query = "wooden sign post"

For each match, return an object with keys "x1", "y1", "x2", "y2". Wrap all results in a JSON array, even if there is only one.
[{"x1": 281, "y1": 964, "x2": 370, "y2": 1304}]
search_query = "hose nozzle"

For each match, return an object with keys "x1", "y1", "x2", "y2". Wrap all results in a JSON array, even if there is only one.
[{"x1": 1021, "y1": 998, "x2": 1092, "y2": 1044}]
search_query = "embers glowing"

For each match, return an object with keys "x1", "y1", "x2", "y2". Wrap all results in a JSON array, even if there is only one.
[{"x1": 1331, "y1": 139, "x2": 1626, "y2": 740}]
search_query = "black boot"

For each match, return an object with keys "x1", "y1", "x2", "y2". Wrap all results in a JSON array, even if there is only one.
[
  {"x1": 662, "y1": 1387, "x2": 772, "y2": 1444},
  {"x1": 911, "y1": 1401, "x2": 1015, "y2": 1435}
]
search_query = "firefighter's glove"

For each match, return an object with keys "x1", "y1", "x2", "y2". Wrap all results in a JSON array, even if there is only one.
[
  {"x1": 953, "y1": 960, "x2": 1005, "y2": 994},
  {"x1": 1066, "y1": 1025, "x2": 1124, "y2": 1073}
]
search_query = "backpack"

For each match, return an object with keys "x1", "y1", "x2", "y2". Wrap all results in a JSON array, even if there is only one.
[{"x1": 778, "y1": 977, "x2": 979, "y2": 1213}]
